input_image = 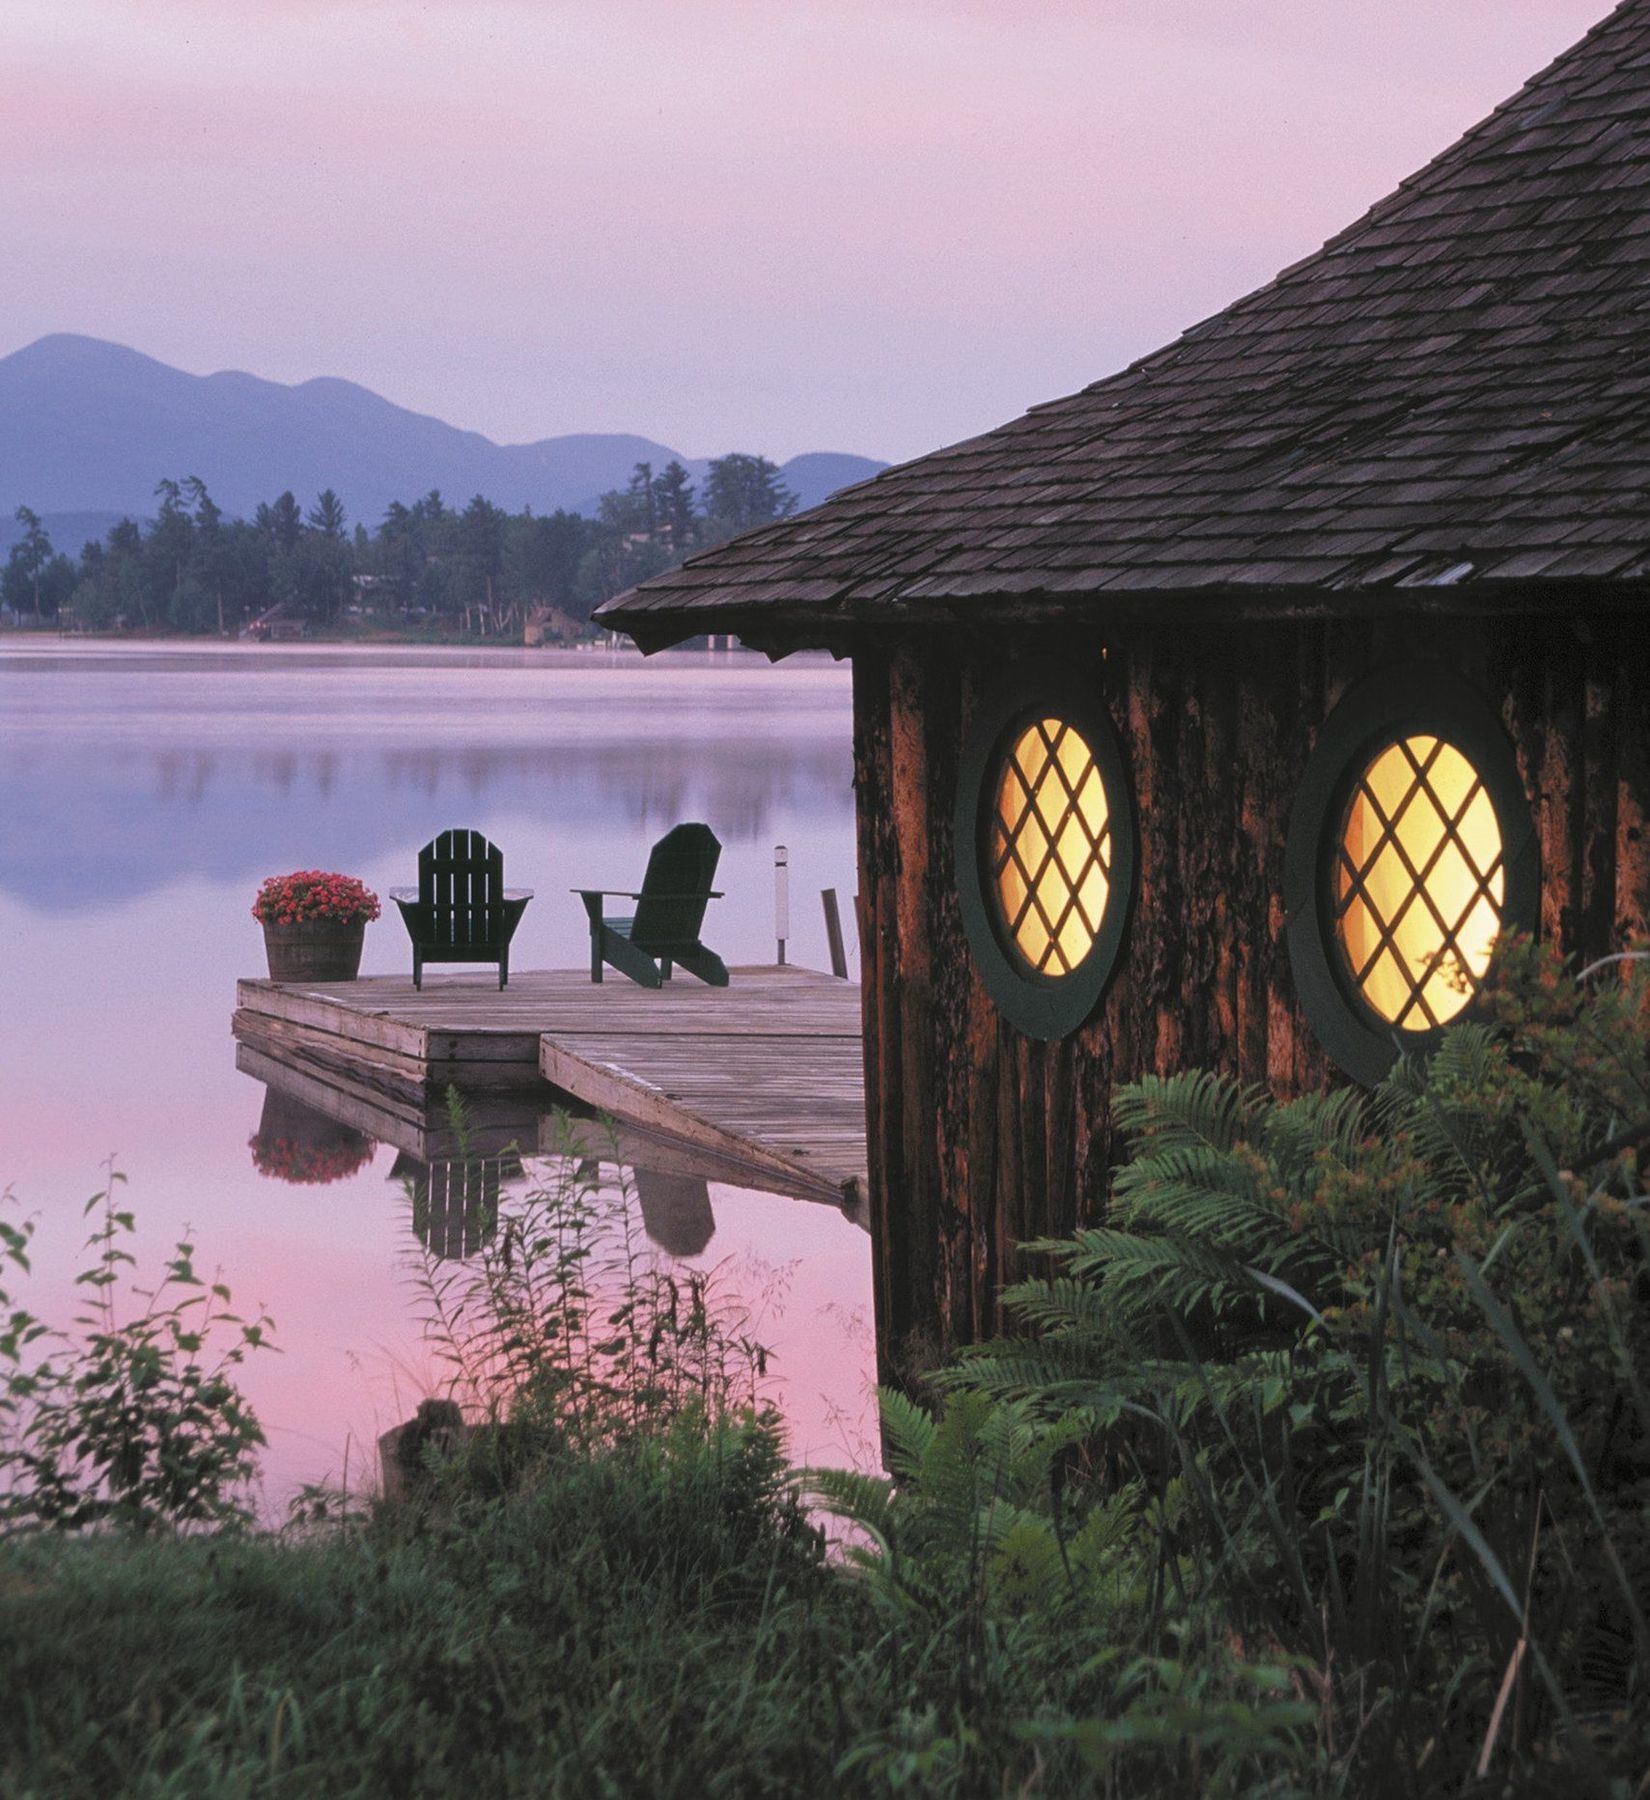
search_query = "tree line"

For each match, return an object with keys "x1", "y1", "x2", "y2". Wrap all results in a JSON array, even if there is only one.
[{"x1": 1, "y1": 453, "x2": 796, "y2": 637}]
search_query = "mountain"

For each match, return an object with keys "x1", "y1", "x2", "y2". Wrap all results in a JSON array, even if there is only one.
[
  {"x1": 0, "y1": 335, "x2": 887, "y2": 528},
  {"x1": 778, "y1": 453, "x2": 887, "y2": 512}
]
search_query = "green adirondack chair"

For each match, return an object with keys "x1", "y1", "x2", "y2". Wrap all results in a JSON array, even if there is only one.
[
  {"x1": 576, "y1": 823, "x2": 728, "y2": 988},
  {"x1": 391, "y1": 828, "x2": 532, "y2": 990}
]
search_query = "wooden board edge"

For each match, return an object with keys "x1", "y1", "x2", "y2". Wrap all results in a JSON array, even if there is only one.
[{"x1": 538, "y1": 1036, "x2": 846, "y2": 1206}]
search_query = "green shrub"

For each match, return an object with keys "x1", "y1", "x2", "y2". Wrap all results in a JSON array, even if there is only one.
[
  {"x1": 1, "y1": 1168, "x2": 273, "y2": 1535},
  {"x1": 819, "y1": 939, "x2": 1650, "y2": 1793},
  {"x1": 408, "y1": 1113, "x2": 772, "y2": 1455}
]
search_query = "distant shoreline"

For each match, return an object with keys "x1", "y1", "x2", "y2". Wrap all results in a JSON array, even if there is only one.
[
  {"x1": 0, "y1": 631, "x2": 845, "y2": 668},
  {"x1": 0, "y1": 622, "x2": 620, "y2": 651}
]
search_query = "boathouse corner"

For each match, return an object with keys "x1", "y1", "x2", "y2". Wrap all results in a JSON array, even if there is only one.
[{"x1": 597, "y1": 1, "x2": 1650, "y2": 1382}]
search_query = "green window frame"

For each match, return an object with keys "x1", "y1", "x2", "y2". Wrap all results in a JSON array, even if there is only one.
[
  {"x1": 954, "y1": 661, "x2": 1136, "y2": 1041},
  {"x1": 1284, "y1": 666, "x2": 1539, "y2": 1085}
]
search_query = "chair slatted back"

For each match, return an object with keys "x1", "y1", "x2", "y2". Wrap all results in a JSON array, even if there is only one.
[
  {"x1": 419, "y1": 828, "x2": 504, "y2": 946},
  {"x1": 631, "y1": 824, "x2": 721, "y2": 950}
]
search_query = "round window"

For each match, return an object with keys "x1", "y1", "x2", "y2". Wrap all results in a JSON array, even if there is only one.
[
  {"x1": 1333, "y1": 733, "x2": 1505, "y2": 1031},
  {"x1": 956, "y1": 664, "x2": 1135, "y2": 1041},
  {"x1": 989, "y1": 717, "x2": 1113, "y2": 978},
  {"x1": 1286, "y1": 670, "x2": 1537, "y2": 1084}
]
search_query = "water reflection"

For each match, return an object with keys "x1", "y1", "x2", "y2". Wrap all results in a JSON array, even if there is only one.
[
  {"x1": 0, "y1": 645, "x2": 854, "y2": 922},
  {"x1": 249, "y1": 1091, "x2": 377, "y2": 1186},
  {"x1": 392, "y1": 1150, "x2": 523, "y2": 1262},
  {"x1": 634, "y1": 1168, "x2": 717, "y2": 1259},
  {"x1": 239, "y1": 1041, "x2": 865, "y2": 1244}
]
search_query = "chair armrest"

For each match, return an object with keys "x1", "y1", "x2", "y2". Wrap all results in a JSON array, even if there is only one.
[
  {"x1": 389, "y1": 888, "x2": 419, "y2": 902},
  {"x1": 572, "y1": 890, "x2": 723, "y2": 901},
  {"x1": 503, "y1": 888, "x2": 534, "y2": 900}
]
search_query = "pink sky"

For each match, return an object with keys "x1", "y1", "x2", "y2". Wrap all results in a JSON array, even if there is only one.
[{"x1": 0, "y1": 0, "x2": 1608, "y2": 461}]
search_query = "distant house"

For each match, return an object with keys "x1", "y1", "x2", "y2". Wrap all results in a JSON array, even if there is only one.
[
  {"x1": 244, "y1": 604, "x2": 305, "y2": 643},
  {"x1": 600, "y1": 2, "x2": 1650, "y2": 1374},
  {"x1": 523, "y1": 605, "x2": 583, "y2": 647}
]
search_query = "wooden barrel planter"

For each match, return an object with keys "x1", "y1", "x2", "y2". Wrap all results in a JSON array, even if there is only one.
[
  {"x1": 249, "y1": 1090, "x2": 375, "y2": 1185},
  {"x1": 261, "y1": 919, "x2": 366, "y2": 983}
]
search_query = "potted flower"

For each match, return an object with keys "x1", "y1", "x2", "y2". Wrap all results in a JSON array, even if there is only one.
[{"x1": 252, "y1": 869, "x2": 381, "y2": 982}]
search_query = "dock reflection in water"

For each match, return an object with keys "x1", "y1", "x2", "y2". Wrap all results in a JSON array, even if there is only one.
[{"x1": 236, "y1": 1041, "x2": 876, "y2": 1473}]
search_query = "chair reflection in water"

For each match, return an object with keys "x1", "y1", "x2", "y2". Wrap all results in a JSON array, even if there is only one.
[
  {"x1": 394, "y1": 1150, "x2": 523, "y2": 1260},
  {"x1": 634, "y1": 1168, "x2": 716, "y2": 1258}
]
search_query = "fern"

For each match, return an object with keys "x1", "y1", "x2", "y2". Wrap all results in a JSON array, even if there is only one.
[
  {"x1": 1112, "y1": 1069, "x2": 1266, "y2": 1156},
  {"x1": 877, "y1": 1384, "x2": 936, "y2": 1482}
]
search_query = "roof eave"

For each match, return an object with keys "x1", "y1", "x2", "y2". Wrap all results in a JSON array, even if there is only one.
[{"x1": 600, "y1": 572, "x2": 1650, "y2": 656}]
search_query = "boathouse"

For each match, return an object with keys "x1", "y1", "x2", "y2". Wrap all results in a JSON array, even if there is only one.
[{"x1": 600, "y1": 3, "x2": 1650, "y2": 1376}]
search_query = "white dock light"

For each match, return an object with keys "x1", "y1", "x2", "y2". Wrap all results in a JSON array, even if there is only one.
[{"x1": 775, "y1": 845, "x2": 789, "y2": 966}]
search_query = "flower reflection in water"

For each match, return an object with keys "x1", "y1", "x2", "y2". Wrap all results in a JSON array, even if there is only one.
[{"x1": 248, "y1": 1092, "x2": 376, "y2": 1185}]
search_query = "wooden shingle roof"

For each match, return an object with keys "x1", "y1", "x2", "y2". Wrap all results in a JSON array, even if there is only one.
[{"x1": 601, "y1": 2, "x2": 1650, "y2": 651}]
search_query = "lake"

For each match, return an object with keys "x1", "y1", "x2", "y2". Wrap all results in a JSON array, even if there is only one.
[{"x1": 0, "y1": 639, "x2": 874, "y2": 1507}]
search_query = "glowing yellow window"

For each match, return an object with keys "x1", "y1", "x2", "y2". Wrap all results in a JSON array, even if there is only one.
[
  {"x1": 1334, "y1": 734, "x2": 1506, "y2": 1030},
  {"x1": 990, "y1": 718, "x2": 1112, "y2": 977}
]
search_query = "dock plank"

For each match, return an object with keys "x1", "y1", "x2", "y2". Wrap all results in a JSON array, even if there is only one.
[{"x1": 233, "y1": 965, "x2": 868, "y2": 1204}]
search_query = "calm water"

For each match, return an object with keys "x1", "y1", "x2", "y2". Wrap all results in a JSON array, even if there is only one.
[{"x1": 0, "y1": 640, "x2": 874, "y2": 1504}]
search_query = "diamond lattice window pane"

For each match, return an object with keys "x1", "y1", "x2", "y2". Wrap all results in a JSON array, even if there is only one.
[
  {"x1": 990, "y1": 718, "x2": 1112, "y2": 976},
  {"x1": 1334, "y1": 733, "x2": 1506, "y2": 1028}
]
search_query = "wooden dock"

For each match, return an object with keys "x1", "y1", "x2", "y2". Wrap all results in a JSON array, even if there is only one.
[{"x1": 234, "y1": 965, "x2": 867, "y2": 1207}]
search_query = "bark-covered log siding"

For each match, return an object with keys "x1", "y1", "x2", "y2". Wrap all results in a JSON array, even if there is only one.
[{"x1": 851, "y1": 613, "x2": 1650, "y2": 1379}]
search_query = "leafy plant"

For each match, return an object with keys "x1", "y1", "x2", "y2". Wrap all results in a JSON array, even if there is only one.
[
  {"x1": 0, "y1": 1168, "x2": 275, "y2": 1535},
  {"x1": 404, "y1": 1107, "x2": 775, "y2": 1458},
  {"x1": 819, "y1": 938, "x2": 1650, "y2": 1793}
]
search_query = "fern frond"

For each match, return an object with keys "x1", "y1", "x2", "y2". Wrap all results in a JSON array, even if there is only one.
[
  {"x1": 1261, "y1": 1085, "x2": 1369, "y2": 1173},
  {"x1": 876, "y1": 1384, "x2": 936, "y2": 1481},
  {"x1": 1113, "y1": 1070, "x2": 1265, "y2": 1156},
  {"x1": 996, "y1": 1276, "x2": 1121, "y2": 1339},
  {"x1": 807, "y1": 1466, "x2": 895, "y2": 1539}
]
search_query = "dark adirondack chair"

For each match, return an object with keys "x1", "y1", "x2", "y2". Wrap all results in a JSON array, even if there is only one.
[
  {"x1": 576, "y1": 823, "x2": 728, "y2": 988},
  {"x1": 391, "y1": 828, "x2": 532, "y2": 989}
]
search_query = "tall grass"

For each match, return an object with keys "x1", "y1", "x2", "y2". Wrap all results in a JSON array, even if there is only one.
[{"x1": 405, "y1": 1109, "x2": 774, "y2": 1454}]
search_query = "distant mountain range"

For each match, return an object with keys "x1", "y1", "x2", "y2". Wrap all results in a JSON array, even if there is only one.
[{"x1": 0, "y1": 335, "x2": 886, "y2": 550}]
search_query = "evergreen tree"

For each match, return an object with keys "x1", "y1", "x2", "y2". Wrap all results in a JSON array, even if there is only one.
[
  {"x1": 627, "y1": 462, "x2": 657, "y2": 539},
  {"x1": 6, "y1": 507, "x2": 51, "y2": 617},
  {"x1": 147, "y1": 480, "x2": 194, "y2": 622},
  {"x1": 307, "y1": 489, "x2": 347, "y2": 540},
  {"x1": 457, "y1": 495, "x2": 507, "y2": 634},
  {"x1": 702, "y1": 454, "x2": 795, "y2": 537},
  {"x1": 257, "y1": 492, "x2": 303, "y2": 555},
  {"x1": 654, "y1": 461, "x2": 698, "y2": 554},
  {"x1": 184, "y1": 477, "x2": 230, "y2": 634},
  {"x1": 507, "y1": 510, "x2": 591, "y2": 616}
]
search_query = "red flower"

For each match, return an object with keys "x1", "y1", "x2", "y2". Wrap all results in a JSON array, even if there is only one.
[
  {"x1": 252, "y1": 870, "x2": 382, "y2": 927},
  {"x1": 249, "y1": 1131, "x2": 374, "y2": 1184}
]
